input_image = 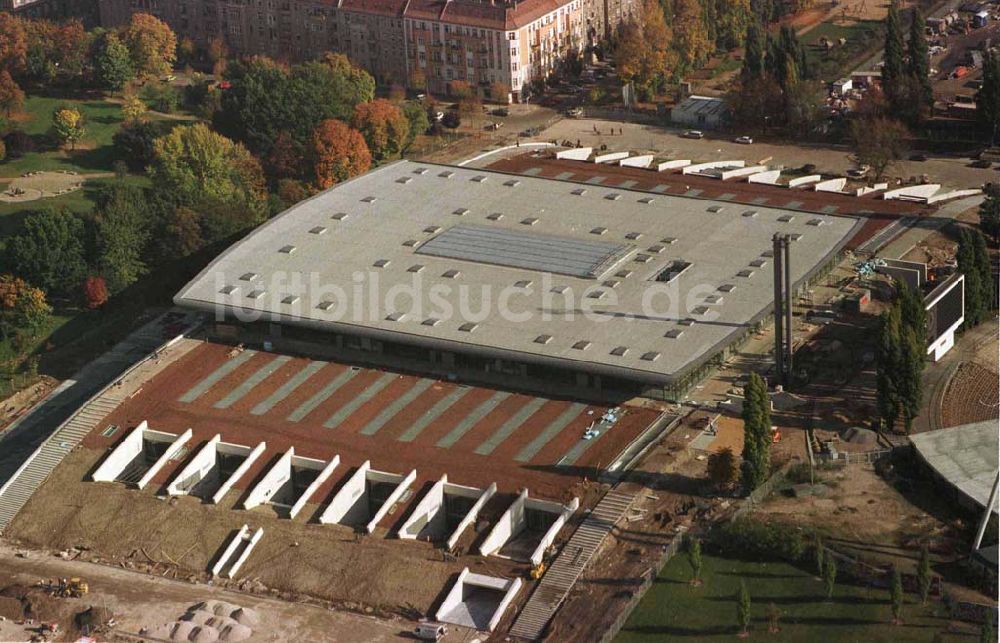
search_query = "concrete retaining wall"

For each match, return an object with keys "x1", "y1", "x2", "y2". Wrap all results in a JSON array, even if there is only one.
[
  {"x1": 656, "y1": 160, "x2": 691, "y2": 171},
  {"x1": 683, "y1": 160, "x2": 745, "y2": 175},
  {"x1": 788, "y1": 174, "x2": 821, "y2": 188},
  {"x1": 166, "y1": 434, "x2": 222, "y2": 495},
  {"x1": 814, "y1": 177, "x2": 847, "y2": 193},
  {"x1": 748, "y1": 169, "x2": 782, "y2": 184},
  {"x1": 289, "y1": 455, "x2": 340, "y2": 519},
  {"x1": 720, "y1": 165, "x2": 769, "y2": 180},
  {"x1": 555, "y1": 147, "x2": 592, "y2": 161},
  {"x1": 366, "y1": 469, "x2": 416, "y2": 534},
  {"x1": 243, "y1": 448, "x2": 294, "y2": 510},
  {"x1": 882, "y1": 183, "x2": 940, "y2": 200},
  {"x1": 594, "y1": 152, "x2": 629, "y2": 164},
  {"x1": 212, "y1": 525, "x2": 264, "y2": 579},
  {"x1": 526, "y1": 496, "x2": 579, "y2": 566},
  {"x1": 213, "y1": 441, "x2": 266, "y2": 504},
  {"x1": 447, "y1": 482, "x2": 497, "y2": 551},
  {"x1": 619, "y1": 155, "x2": 653, "y2": 168},
  {"x1": 435, "y1": 567, "x2": 523, "y2": 632},
  {"x1": 91, "y1": 421, "x2": 149, "y2": 482},
  {"x1": 319, "y1": 460, "x2": 370, "y2": 525},
  {"x1": 136, "y1": 428, "x2": 192, "y2": 491},
  {"x1": 853, "y1": 182, "x2": 889, "y2": 197},
  {"x1": 479, "y1": 489, "x2": 528, "y2": 558},
  {"x1": 925, "y1": 188, "x2": 981, "y2": 204}
]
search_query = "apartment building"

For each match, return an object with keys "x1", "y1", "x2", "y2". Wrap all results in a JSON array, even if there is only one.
[{"x1": 96, "y1": 0, "x2": 635, "y2": 101}]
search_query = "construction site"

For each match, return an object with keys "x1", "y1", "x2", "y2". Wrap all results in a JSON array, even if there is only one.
[{"x1": 0, "y1": 143, "x2": 993, "y2": 642}]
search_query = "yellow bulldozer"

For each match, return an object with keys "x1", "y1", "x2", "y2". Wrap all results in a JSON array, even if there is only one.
[{"x1": 53, "y1": 577, "x2": 88, "y2": 598}]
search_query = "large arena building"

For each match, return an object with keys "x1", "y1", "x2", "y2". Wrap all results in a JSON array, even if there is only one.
[{"x1": 175, "y1": 160, "x2": 861, "y2": 400}]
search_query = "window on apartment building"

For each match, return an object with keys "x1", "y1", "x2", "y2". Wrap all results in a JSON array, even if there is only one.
[{"x1": 508, "y1": 32, "x2": 516, "y2": 40}]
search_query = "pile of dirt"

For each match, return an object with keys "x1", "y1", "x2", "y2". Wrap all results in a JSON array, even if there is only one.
[
  {"x1": 0, "y1": 584, "x2": 61, "y2": 621},
  {"x1": 144, "y1": 601, "x2": 258, "y2": 642},
  {"x1": 0, "y1": 596, "x2": 23, "y2": 620}
]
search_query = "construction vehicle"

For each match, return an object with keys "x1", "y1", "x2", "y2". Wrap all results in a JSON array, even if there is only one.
[
  {"x1": 53, "y1": 578, "x2": 88, "y2": 598},
  {"x1": 530, "y1": 562, "x2": 547, "y2": 580}
]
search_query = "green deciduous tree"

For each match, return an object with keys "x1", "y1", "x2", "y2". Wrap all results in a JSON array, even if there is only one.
[
  {"x1": 822, "y1": 553, "x2": 837, "y2": 599},
  {"x1": 93, "y1": 183, "x2": 151, "y2": 293},
  {"x1": 741, "y1": 16, "x2": 766, "y2": 82},
  {"x1": 957, "y1": 226, "x2": 995, "y2": 328},
  {"x1": 883, "y1": 1, "x2": 905, "y2": 111},
  {"x1": 351, "y1": 99, "x2": 409, "y2": 162},
  {"x1": 0, "y1": 274, "x2": 51, "y2": 340},
  {"x1": 737, "y1": 580, "x2": 751, "y2": 636},
  {"x1": 52, "y1": 106, "x2": 86, "y2": 150},
  {"x1": 917, "y1": 545, "x2": 931, "y2": 605},
  {"x1": 906, "y1": 8, "x2": 933, "y2": 123},
  {"x1": 94, "y1": 32, "x2": 134, "y2": 91},
  {"x1": 401, "y1": 101, "x2": 430, "y2": 151},
  {"x1": 741, "y1": 371, "x2": 771, "y2": 493},
  {"x1": 890, "y1": 567, "x2": 904, "y2": 625},
  {"x1": 687, "y1": 538, "x2": 703, "y2": 585},
  {"x1": 876, "y1": 304, "x2": 902, "y2": 431},
  {"x1": 4, "y1": 208, "x2": 88, "y2": 295},
  {"x1": 123, "y1": 13, "x2": 177, "y2": 79},
  {"x1": 708, "y1": 446, "x2": 740, "y2": 490},
  {"x1": 979, "y1": 186, "x2": 1000, "y2": 241},
  {"x1": 674, "y1": 0, "x2": 712, "y2": 69},
  {"x1": 850, "y1": 116, "x2": 908, "y2": 181},
  {"x1": 977, "y1": 50, "x2": 1000, "y2": 144}
]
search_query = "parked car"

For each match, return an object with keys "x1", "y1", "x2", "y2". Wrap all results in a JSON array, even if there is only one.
[
  {"x1": 565, "y1": 107, "x2": 584, "y2": 117},
  {"x1": 734, "y1": 135, "x2": 753, "y2": 144},
  {"x1": 682, "y1": 130, "x2": 704, "y2": 139},
  {"x1": 846, "y1": 167, "x2": 869, "y2": 178},
  {"x1": 485, "y1": 121, "x2": 503, "y2": 131}
]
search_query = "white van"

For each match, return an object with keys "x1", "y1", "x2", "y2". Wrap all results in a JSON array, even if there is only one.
[{"x1": 414, "y1": 622, "x2": 448, "y2": 640}]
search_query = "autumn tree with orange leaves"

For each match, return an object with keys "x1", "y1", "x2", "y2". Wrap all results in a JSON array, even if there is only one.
[
  {"x1": 352, "y1": 99, "x2": 410, "y2": 161},
  {"x1": 311, "y1": 119, "x2": 371, "y2": 189},
  {"x1": 0, "y1": 14, "x2": 28, "y2": 74},
  {"x1": 0, "y1": 71, "x2": 25, "y2": 117},
  {"x1": 0, "y1": 274, "x2": 51, "y2": 340}
]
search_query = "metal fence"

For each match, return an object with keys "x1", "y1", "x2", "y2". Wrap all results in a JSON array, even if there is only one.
[{"x1": 596, "y1": 530, "x2": 687, "y2": 643}]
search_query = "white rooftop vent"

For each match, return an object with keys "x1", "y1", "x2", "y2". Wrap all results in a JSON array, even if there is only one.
[
  {"x1": 634, "y1": 254, "x2": 653, "y2": 263},
  {"x1": 422, "y1": 317, "x2": 441, "y2": 327},
  {"x1": 590, "y1": 227, "x2": 608, "y2": 235},
  {"x1": 373, "y1": 259, "x2": 391, "y2": 268},
  {"x1": 807, "y1": 218, "x2": 824, "y2": 226},
  {"x1": 439, "y1": 170, "x2": 454, "y2": 178},
  {"x1": 471, "y1": 175, "x2": 488, "y2": 183},
  {"x1": 660, "y1": 237, "x2": 678, "y2": 245},
  {"x1": 550, "y1": 285, "x2": 569, "y2": 294},
  {"x1": 615, "y1": 269, "x2": 633, "y2": 278},
  {"x1": 737, "y1": 269, "x2": 755, "y2": 278},
  {"x1": 239, "y1": 272, "x2": 258, "y2": 282},
  {"x1": 625, "y1": 231, "x2": 643, "y2": 240},
  {"x1": 402, "y1": 239, "x2": 420, "y2": 247},
  {"x1": 396, "y1": 176, "x2": 413, "y2": 184},
  {"x1": 282, "y1": 295, "x2": 300, "y2": 305},
  {"x1": 534, "y1": 334, "x2": 553, "y2": 345},
  {"x1": 514, "y1": 280, "x2": 533, "y2": 288},
  {"x1": 777, "y1": 214, "x2": 795, "y2": 222},
  {"x1": 219, "y1": 285, "x2": 239, "y2": 295},
  {"x1": 521, "y1": 217, "x2": 539, "y2": 226},
  {"x1": 586, "y1": 290, "x2": 606, "y2": 300},
  {"x1": 610, "y1": 346, "x2": 629, "y2": 357},
  {"x1": 572, "y1": 340, "x2": 592, "y2": 350},
  {"x1": 571, "y1": 188, "x2": 588, "y2": 196},
  {"x1": 458, "y1": 322, "x2": 478, "y2": 332},
  {"x1": 385, "y1": 312, "x2": 405, "y2": 322},
  {"x1": 664, "y1": 329, "x2": 684, "y2": 339},
  {"x1": 605, "y1": 193, "x2": 622, "y2": 201},
  {"x1": 361, "y1": 196, "x2": 377, "y2": 203},
  {"x1": 424, "y1": 225, "x2": 442, "y2": 234},
  {"x1": 691, "y1": 305, "x2": 710, "y2": 315},
  {"x1": 707, "y1": 205, "x2": 724, "y2": 213},
  {"x1": 441, "y1": 269, "x2": 461, "y2": 279},
  {"x1": 749, "y1": 258, "x2": 768, "y2": 268},
  {"x1": 309, "y1": 226, "x2": 328, "y2": 235},
  {"x1": 742, "y1": 210, "x2": 758, "y2": 218},
  {"x1": 789, "y1": 233, "x2": 803, "y2": 241},
  {"x1": 331, "y1": 212, "x2": 349, "y2": 220},
  {"x1": 247, "y1": 289, "x2": 266, "y2": 300},
  {"x1": 718, "y1": 284, "x2": 737, "y2": 293},
  {"x1": 647, "y1": 244, "x2": 666, "y2": 254},
  {"x1": 317, "y1": 301, "x2": 337, "y2": 311},
  {"x1": 704, "y1": 294, "x2": 723, "y2": 304},
  {"x1": 602, "y1": 279, "x2": 620, "y2": 289},
  {"x1": 279, "y1": 245, "x2": 296, "y2": 254},
  {"x1": 486, "y1": 212, "x2": 504, "y2": 221},
  {"x1": 678, "y1": 318, "x2": 696, "y2": 326},
  {"x1": 761, "y1": 249, "x2": 775, "y2": 258},
  {"x1": 453, "y1": 208, "x2": 470, "y2": 216},
  {"x1": 413, "y1": 167, "x2": 429, "y2": 175},
  {"x1": 637, "y1": 197, "x2": 655, "y2": 204},
  {"x1": 504, "y1": 179, "x2": 521, "y2": 187},
  {"x1": 640, "y1": 351, "x2": 660, "y2": 362},
  {"x1": 408, "y1": 265, "x2": 425, "y2": 273}
]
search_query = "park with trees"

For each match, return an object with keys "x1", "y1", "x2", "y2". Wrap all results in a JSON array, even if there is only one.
[{"x1": 0, "y1": 11, "x2": 444, "y2": 398}]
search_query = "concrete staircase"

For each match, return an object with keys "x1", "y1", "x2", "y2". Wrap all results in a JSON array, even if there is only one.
[
  {"x1": 0, "y1": 393, "x2": 124, "y2": 530},
  {"x1": 509, "y1": 489, "x2": 634, "y2": 640}
]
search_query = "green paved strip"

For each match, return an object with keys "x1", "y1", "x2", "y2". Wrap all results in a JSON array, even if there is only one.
[
  {"x1": 251, "y1": 361, "x2": 327, "y2": 416},
  {"x1": 287, "y1": 367, "x2": 358, "y2": 422},
  {"x1": 178, "y1": 350, "x2": 257, "y2": 403},
  {"x1": 322, "y1": 372, "x2": 397, "y2": 429},
  {"x1": 398, "y1": 386, "x2": 470, "y2": 443},
  {"x1": 474, "y1": 397, "x2": 547, "y2": 456},
  {"x1": 514, "y1": 403, "x2": 586, "y2": 463},
  {"x1": 436, "y1": 392, "x2": 511, "y2": 448},
  {"x1": 214, "y1": 355, "x2": 292, "y2": 409},
  {"x1": 359, "y1": 379, "x2": 435, "y2": 436}
]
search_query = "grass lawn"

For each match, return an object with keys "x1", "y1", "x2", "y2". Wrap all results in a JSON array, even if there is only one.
[
  {"x1": 617, "y1": 553, "x2": 970, "y2": 642},
  {"x1": 802, "y1": 20, "x2": 883, "y2": 82}
]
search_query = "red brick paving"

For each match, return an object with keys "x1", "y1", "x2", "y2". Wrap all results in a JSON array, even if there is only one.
[{"x1": 84, "y1": 342, "x2": 660, "y2": 503}]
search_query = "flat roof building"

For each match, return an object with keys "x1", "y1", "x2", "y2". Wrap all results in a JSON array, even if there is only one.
[
  {"x1": 176, "y1": 161, "x2": 859, "y2": 399},
  {"x1": 670, "y1": 95, "x2": 729, "y2": 130}
]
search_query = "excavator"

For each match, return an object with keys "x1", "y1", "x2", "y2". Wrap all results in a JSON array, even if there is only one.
[{"x1": 52, "y1": 577, "x2": 88, "y2": 598}]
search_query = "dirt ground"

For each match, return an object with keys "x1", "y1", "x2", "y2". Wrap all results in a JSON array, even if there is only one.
[
  {"x1": 0, "y1": 543, "x2": 417, "y2": 642},
  {"x1": 0, "y1": 377, "x2": 58, "y2": 434}
]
